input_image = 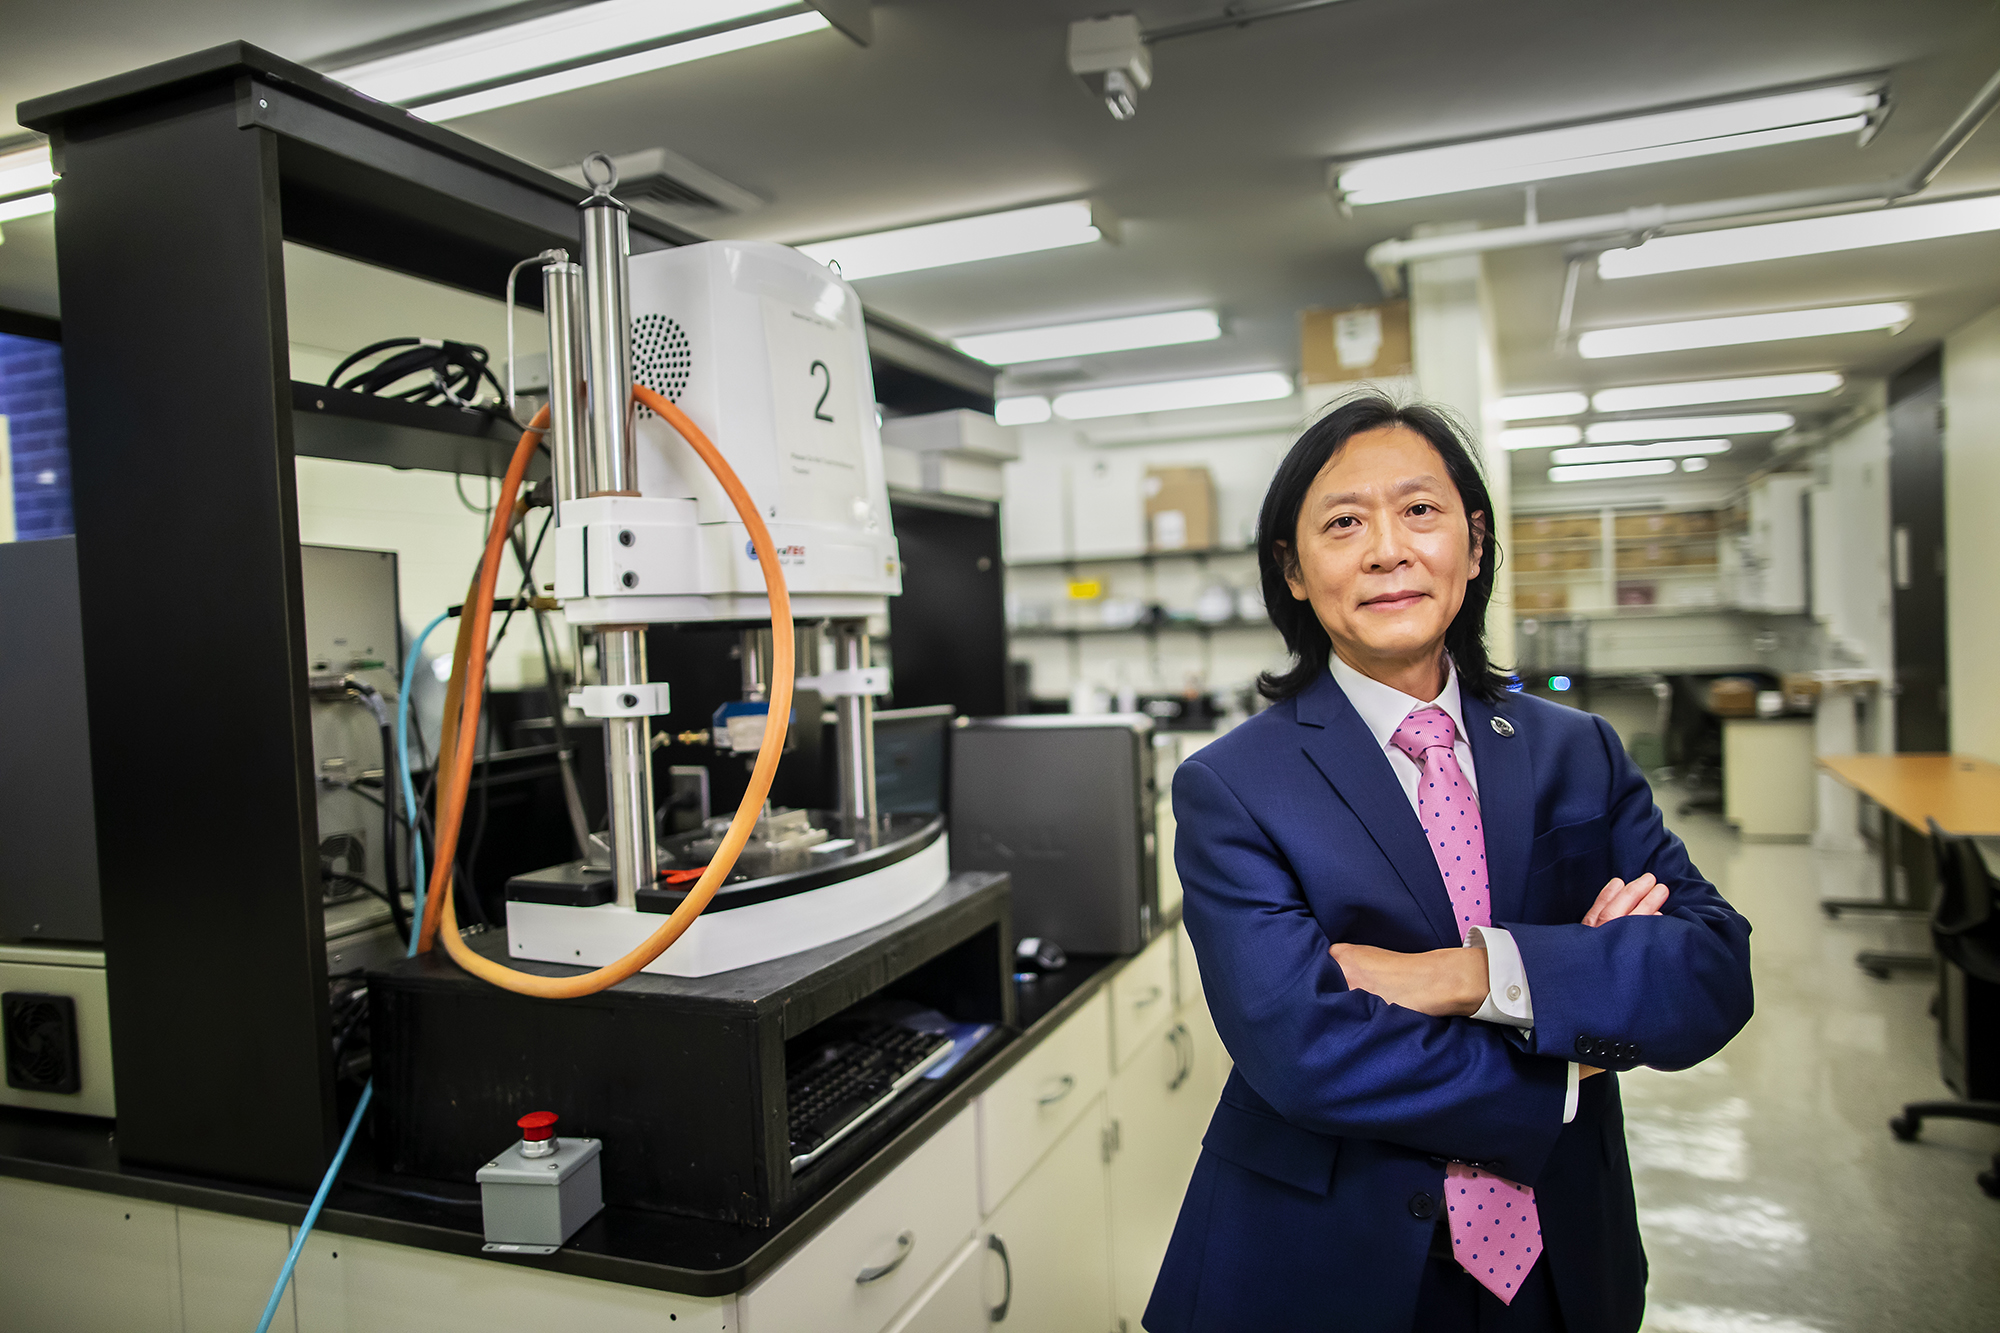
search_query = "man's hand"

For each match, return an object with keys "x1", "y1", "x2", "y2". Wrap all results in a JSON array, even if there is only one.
[
  {"x1": 1582, "y1": 872, "x2": 1668, "y2": 926},
  {"x1": 1328, "y1": 942, "x2": 1489, "y2": 1017}
]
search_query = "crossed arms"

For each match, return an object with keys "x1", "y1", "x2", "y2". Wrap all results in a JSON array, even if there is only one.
[{"x1": 1174, "y1": 733, "x2": 1752, "y2": 1181}]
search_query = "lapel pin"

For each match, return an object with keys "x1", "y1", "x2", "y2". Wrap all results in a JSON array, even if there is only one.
[{"x1": 1491, "y1": 717, "x2": 1515, "y2": 737}]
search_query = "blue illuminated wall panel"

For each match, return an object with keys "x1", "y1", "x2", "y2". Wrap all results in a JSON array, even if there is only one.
[{"x1": 1, "y1": 329, "x2": 71, "y2": 540}]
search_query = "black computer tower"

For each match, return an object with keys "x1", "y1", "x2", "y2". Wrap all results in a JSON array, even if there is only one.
[{"x1": 947, "y1": 715, "x2": 1159, "y2": 955}]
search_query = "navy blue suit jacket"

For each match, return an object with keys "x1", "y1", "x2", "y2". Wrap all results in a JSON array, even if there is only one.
[{"x1": 1144, "y1": 673, "x2": 1753, "y2": 1333}]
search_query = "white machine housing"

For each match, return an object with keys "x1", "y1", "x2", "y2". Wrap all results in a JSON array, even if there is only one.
[{"x1": 553, "y1": 240, "x2": 902, "y2": 626}]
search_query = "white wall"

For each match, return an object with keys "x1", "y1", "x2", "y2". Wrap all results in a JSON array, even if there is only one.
[
  {"x1": 999, "y1": 399, "x2": 1305, "y2": 703},
  {"x1": 1944, "y1": 306, "x2": 2000, "y2": 762},
  {"x1": 1806, "y1": 385, "x2": 1894, "y2": 677}
]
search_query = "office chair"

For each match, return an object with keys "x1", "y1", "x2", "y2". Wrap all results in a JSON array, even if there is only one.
[{"x1": 1886, "y1": 819, "x2": 2000, "y2": 1198}]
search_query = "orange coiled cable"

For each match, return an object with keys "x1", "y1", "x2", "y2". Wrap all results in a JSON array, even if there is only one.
[{"x1": 425, "y1": 387, "x2": 794, "y2": 999}]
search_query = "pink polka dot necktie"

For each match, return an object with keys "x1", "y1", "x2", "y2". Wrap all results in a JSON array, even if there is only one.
[{"x1": 1389, "y1": 707, "x2": 1543, "y2": 1305}]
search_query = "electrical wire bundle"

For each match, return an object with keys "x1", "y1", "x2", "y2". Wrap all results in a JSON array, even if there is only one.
[{"x1": 324, "y1": 337, "x2": 507, "y2": 413}]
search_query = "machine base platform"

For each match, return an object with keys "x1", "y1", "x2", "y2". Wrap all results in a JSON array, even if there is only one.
[{"x1": 505, "y1": 830, "x2": 950, "y2": 977}]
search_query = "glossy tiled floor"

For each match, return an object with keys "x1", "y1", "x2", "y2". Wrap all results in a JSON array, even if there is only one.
[{"x1": 1628, "y1": 790, "x2": 2000, "y2": 1333}]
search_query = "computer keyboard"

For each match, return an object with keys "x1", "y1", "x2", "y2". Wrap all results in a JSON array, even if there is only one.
[{"x1": 787, "y1": 1021, "x2": 955, "y2": 1173}]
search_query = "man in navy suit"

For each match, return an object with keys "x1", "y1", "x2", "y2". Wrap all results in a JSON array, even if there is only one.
[{"x1": 1144, "y1": 398, "x2": 1753, "y2": 1333}]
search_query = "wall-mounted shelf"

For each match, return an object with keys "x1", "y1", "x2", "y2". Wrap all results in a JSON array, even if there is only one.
[
  {"x1": 1010, "y1": 616, "x2": 1272, "y2": 638},
  {"x1": 290, "y1": 382, "x2": 551, "y2": 481},
  {"x1": 1006, "y1": 545, "x2": 1255, "y2": 570}
]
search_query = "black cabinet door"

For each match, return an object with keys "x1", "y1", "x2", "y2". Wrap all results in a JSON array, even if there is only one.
[
  {"x1": 1889, "y1": 350, "x2": 1949, "y2": 752},
  {"x1": 888, "y1": 495, "x2": 1008, "y2": 718}
]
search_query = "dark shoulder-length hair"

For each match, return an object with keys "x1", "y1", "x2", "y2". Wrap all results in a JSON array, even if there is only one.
[{"x1": 1255, "y1": 393, "x2": 1510, "y2": 704}]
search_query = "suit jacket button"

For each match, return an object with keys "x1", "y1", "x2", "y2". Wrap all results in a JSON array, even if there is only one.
[
  {"x1": 1409, "y1": 1192, "x2": 1436, "y2": 1220},
  {"x1": 1576, "y1": 1036, "x2": 1594, "y2": 1057}
]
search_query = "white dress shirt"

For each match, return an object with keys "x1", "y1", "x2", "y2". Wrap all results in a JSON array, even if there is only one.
[{"x1": 1327, "y1": 654, "x2": 1582, "y2": 1123}]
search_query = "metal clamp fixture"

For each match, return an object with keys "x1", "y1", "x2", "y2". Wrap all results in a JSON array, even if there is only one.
[
  {"x1": 569, "y1": 682, "x2": 672, "y2": 718},
  {"x1": 796, "y1": 667, "x2": 891, "y2": 697}
]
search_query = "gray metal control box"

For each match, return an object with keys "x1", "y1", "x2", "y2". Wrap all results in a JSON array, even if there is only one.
[{"x1": 476, "y1": 1135, "x2": 604, "y2": 1253}]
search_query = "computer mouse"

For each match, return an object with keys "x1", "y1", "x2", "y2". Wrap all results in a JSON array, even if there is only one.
[{"x1": 1015, "y1": 936, "x2": 1068, "y2": 973}]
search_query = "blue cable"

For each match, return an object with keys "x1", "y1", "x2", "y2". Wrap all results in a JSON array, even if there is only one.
[
  {"x1": 397, "y1": 610, "x2": 453, "y2": 928},
  {"x1": 251, "y1": 1083, "x2": 372, "y2": 1333},
  {"x1": 253, "y1": 609, "x2": 452, "y2": 1332}
]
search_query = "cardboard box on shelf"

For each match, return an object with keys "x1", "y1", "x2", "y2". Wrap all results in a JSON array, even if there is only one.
[
  {"x1": 1614, "y1": 510, "x2": 1722, "y2": 539},
  {"x1": 1616, "y1": 542, "x2": 1718, "y2": 570},
  {"x1": 1143, "y1": 466, "x2": 1217, "y2": 551},
  {"x1": 1616, "y1": 581, "x2": 1657, "y2": 607},
  {"x1": 1779, "y1": 672, "x2": 1823, "y2": 711},
  {"x1": 1516, "y1": 587, "x2": 1569, "y2": 611},
  {"x1": 1521, "y1": 548, "x2": 1595, "y2": 572},
  {"x1": 1300, "y1": 301, "x2": 1412, "y2": 384},
  {"x1": 1514, "y1": 514, "x2": 1601, "y2": 543},
  {"x1": 1707, "y1": 677, "x2": 1759, "y2": 717}
]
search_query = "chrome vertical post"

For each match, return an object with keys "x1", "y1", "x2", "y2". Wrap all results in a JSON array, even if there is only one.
[
  {"x1": 831, "y1": 620, "x2": 880, "y2": 841},
  {"x1": 578, "y1": 154, "x2": 657, "y2": 905},
  {"x1": 541, "y1": 259, "x2": 586, "y2": 517},
  {"x1": 580, "y1": 176, "x2": 636, "y2": 497}
]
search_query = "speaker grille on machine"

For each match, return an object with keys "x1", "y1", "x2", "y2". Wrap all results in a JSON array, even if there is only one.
[
  {"x1": 633, "y1": 313, "x2": 693, "y2": 417},
  {"x1": 3, "y1": 991, "x2": 81, "y2": 1095}
]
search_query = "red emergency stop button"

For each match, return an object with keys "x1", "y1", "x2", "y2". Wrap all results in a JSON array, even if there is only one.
[{"x1": 517, "y1": 1111, "x2": 559, "y2": 1142}]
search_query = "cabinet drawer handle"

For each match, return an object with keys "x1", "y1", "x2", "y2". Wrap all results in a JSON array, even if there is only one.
[
  {"x1": 1168, "y1": 1021, "x2": 1193, "y2": 1091},
  {"x1": 1036, "y1": 1074, "x2": 1076, "y2": 1106},
  {"x1": 987, "y1": 1234, "x2": 1012, "y2": 1322},
  {"x1": 855, "y1": 1230, "x2": 914, "y2": 1285},
  {"x1": 1133, "y1": 984, "x2": 1165, "y2": 1010}
]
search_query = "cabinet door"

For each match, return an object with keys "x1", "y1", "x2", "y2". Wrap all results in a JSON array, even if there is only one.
[
  {"x1": 883, "y1": 1237, "x2": 985, "y2": 1333},
  {"x1": 1181, "y1": 987, "x2": 1233, "y2": 1108},
  {"x1": 1106, "y1": 1017, "x2": 1212, "y2": 1330},
  {"x1": 1109, "y1": 928, "x2": 1175, "y2": 1071},
  {"x1": 977, "y1": 989, "x2": 1110, "y2": 1214},
  {"x1": 739, "y1": 1109, "x2": 979, "y2": 1333},
  {"x1": 982, "y1": 1094, "x2": 1113, "y2": 1332}
]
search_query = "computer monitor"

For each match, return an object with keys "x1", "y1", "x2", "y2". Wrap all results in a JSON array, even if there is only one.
[{"x1": 874, "y1": 705, "x2": 954, "y2": 816}]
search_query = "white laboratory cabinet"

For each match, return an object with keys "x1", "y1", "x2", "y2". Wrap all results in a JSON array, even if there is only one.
[
  {"x1": 1732, "y1": 474, "x2": 1811, "y2": 612},
  {"x1": 1, "y1": 933, "x2": 1230, "y2": 1333}
]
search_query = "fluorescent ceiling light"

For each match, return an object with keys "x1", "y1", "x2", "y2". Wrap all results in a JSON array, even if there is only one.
[
  {"x1": 1577, "y1": 302, "x2": 1911, "y2": 358},
  {"x1": 955, "y1": 309, "x2": 1220, "y2": 366},
  {"x1": 1549, "y1": 460, "x2": 1680, "y2": 482},
  {"x1": 1499, "y1": 392, "x2": 1589, "y2": 421},
  {"x1": 1682, "y1": 457, "x2": 1711, "y2": 472},
  {"x1": 1591, "y1": 373, "x2": 1842, "y2": 413},
  {"x1": 1586, "y1": 413, "x2": 1792, "y2": 443},
  {"x1": 798, "y1": 202, "x2": 1102, "y2": 281},
  {"x1": 1600, "y1": 195, "x2": 2000, "y2": 278},
  {"x1": 995, "y1": 396, "x2": 1053, "y2": 426},
  {"x1": 1500, "y1": 424, "x2": 1584, "y2": 450},
  {"x1": 0, "y1": 192, "x2": 54, "y2": 224},
  {"x1": 333, "y1": 1, "x2": 808, "y2": 104},
  {"x1": 1552, "y1": 440, "x2": 1731, "y2": 465},
  {"x1": 1335, "y1": 83, "x2": 1880, "y2": 205},
  {"x1": 0, "y1": 145, "x2": 54, "y2": 197},
  {"x1": 1051, "y1": 371, "x2": 1293, "y2": 421},
  {"x1": 411, "y1": 12, "x2": 826, "y2": 120}
]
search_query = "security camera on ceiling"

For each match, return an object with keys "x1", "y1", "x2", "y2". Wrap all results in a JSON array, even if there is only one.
[{"x1": 1068, "y1": 14, "x2": 1152, "y2": 120}]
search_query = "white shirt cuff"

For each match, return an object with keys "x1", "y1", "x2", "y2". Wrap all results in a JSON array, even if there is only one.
[
  {"x1": 1462, "y1": 925, "x2": 1533, "y2": 1029},
  {"x1": 1564, "y1": 1061, "x2": 1580, "y2": 1124}
]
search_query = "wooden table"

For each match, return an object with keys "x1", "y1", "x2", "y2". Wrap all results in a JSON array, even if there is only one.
[{"x1": 1817, "y1": 754, "x2": 2000, "y2": 976}]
